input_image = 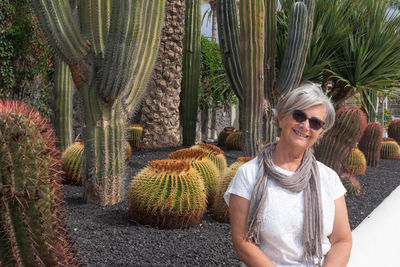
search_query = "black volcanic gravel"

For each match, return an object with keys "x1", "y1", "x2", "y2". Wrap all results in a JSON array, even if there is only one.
[{"x1": 63, "y1": 146, "x2": 400, "y2": 266}]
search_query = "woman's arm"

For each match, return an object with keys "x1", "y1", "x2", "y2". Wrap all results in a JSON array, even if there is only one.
[
  {"x1": 229, "y1": 194, "x2": 276, "y2": 267},
  {"x1": 324, "y1": 196, "x2": 352, "y2": 267}
]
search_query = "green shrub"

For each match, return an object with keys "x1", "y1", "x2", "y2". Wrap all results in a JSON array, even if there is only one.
[
  {"x1": 199, "y1": 36, "x2": 237, "y2": 108},
  {"x1": 0, "y1": 0, "x2": 52, "y2": 117}
]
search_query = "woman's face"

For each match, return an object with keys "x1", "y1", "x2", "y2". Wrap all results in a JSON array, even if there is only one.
[{"x1": 278, "y1": 104, "x2": 326, "y2": 151}]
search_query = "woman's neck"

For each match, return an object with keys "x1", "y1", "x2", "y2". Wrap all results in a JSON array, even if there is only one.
[{"x1": 272, "y1": 142, "x2": 305, "y2": 172}]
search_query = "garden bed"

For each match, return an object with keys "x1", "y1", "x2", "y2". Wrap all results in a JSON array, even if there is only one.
[{"x1": 63, "y1": 146, "x2": 400, "y2": 266}]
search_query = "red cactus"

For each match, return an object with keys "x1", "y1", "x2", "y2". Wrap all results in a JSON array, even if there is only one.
[
  {"x1": 359, "y1": 122, "x2": 383, "y2": 167},
  {"x1": 340, "y1": 173, "x2": 362, "y2": 196},
  {"x1": 315, "y1": 106, "x2": 367, "y2": 175},
  {"x1": 0, "y1": 100, "x2": 81, "y2": 266},
  {"x1": 388, "y1": 119, "x2": 400, "y2": 144}
]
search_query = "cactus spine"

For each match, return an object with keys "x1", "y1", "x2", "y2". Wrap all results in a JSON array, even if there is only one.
[
  {"x1": 388, "y1": 119, "x2": 400, "y2": 144},
  {"x1": 213, "y1": 157, "x2": 254, "y2": 223},
  {"x1": 29, "y1": 1, "x2": 165, "y2": 205},
  {"x1": 182, "y1": 0, "x2": 201, "y2": 145},
  {"x1": 129, "y1": 160, "x2": 207, "y2": 229},
  {"x1": 314, "y1": 107, "x2": 367, "y2": 175},
  {"x1": 54, "y1": 58, "x2": 74, "y2": 151},
  {"x1": 0, "y1": 101, "x2": 79, "y2": 266},
  {"x1": 358, "y1": 122, "x2": 383, "y2": 167},
  {"x1": 217, "y1": 0, "x2": 314, "y2": 155}
]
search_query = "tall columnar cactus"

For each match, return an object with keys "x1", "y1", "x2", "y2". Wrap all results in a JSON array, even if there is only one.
[
  {"x1": 28, "y1": 1, "x2": 165, "y2": 205},
  {"x1": 217, "y1": 0, "x2": 314, "y2": 155},
  {"x1": 358, "y1": 122, "x2": 383, "y2": 167},
  {"x1": 314, "y1": 106, "x2": 367, "y2": 175},
  {"x1": 388, "y1": 119, "x2": 400, "y2": 144},
  {"x1": 213, "y1": 157, "x2": 254, "y2": 223},
  {"x1": 169, "y1": 148, "x2": 220, "y2": 206},
  {"x1": 191, "y1": 142, "x2": 227, "y2": 174},
  {"x1": 343, "y1": 147, "x2": 367, "y2": 175},
  {"x1": 381, "y1": 141, "x2": 400, "y2": 159},
  {"x1": 54, "y1": 57, "x2": 74, "y2": 151},
  {"x1": 182, "y1": 0, "x2": 201, "y2": 145},
  {"x1": 0, "y1": 101, "x2": 80, "y2": 266},
  {"x1": 129, "y1": 160, "x2": 207, "y2": 229}
]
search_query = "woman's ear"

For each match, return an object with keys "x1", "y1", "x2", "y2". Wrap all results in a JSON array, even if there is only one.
[{"x1": 277, "y1": 116, "x2": 282, "y2": 128}]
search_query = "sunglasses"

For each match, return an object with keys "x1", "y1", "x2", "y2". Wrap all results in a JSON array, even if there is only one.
[{"x1": 292, "y1": 109, "x2": 325, "y2": 130}]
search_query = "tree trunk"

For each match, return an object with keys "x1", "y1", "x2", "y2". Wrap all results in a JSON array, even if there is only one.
[
  {"x1": 140, "y1": 0, "x2": 184, "y2": 149},
  {"x1": 81, "y1": 87, "x2": 125, "y2": 205},
  {"x1": 209, "y1": 0, "x2": 217, "y2": 42}
]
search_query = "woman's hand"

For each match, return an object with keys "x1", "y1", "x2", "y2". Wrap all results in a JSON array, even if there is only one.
[
  {"x1": 229, "y1": 194, "x2": 276, "y2": 267},
  {"x1": 324, "y1": 196, "x2": 352, "y2": 267}
]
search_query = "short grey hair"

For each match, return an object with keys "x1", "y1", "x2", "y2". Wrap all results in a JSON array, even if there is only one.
[{"x1": 273, "y1": 82, "x2": 335, "y2": 131}]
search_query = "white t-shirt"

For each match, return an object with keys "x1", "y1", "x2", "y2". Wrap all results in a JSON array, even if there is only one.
[{"x1": 224, "y1": 158, "x2": 346, "y2": 267}]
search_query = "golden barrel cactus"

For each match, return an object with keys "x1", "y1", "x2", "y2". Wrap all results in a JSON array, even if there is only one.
[
  {"x1": 217, "y1": 126, "x2": 237, "y2": 146},
  {"x1": 343, "y1": 147, "x2": 367, "y2": 175},
  {"x1": 62, "y1": 141, "x2": 131, "y2": 184},
  {"x1": 169, "y1": 148, "x2": 220, "y2": 206},
  {"x1": 126, "y1": 124, "x2": 143, "y2": 149},
  {"x1": 213, "y1": 157, "x2": 254, "y2": 223},
  {"x1": 191, "y1": 142, "x2": 227, "y2": 174},
  {"x1": 224, "y1": 131, "x2": 243, "y2": 150},
  {"x1": 129, "y1": 160, "x2": 207, "y2": 229},
  {"x1": 381, "y1": 141, "x2": 400, "y2": 159},
  {"x1": 61, "y1": 141, "x2": 84, "y2": 185}
]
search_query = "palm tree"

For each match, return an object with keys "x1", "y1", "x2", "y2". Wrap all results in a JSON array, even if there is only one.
[
  {"x1": 140, "y1": 0, "x2": 184, "y2": 149},
  {"x1": 279, "y1": 0, "x2": 400, "y2": 110}
]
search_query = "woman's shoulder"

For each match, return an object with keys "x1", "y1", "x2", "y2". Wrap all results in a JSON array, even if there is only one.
[
  {"x1": 316, "y1": 160, "x2": 346, "y2": 198},
  {"x1": 316, "y1": 160, "x2": 339, "y2": 178}
]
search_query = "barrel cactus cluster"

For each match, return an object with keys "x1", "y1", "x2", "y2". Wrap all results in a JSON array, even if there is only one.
[
  {"x1": 191, "y1": 142, "x2": 227, "y2": 174},
  {"x1": 340, "y1": 173, "x2": 362, "y2": 197},
  {"x1": 224, "y1": 131, "x2": 243, "y2": 150},
  {"x1": 128, "y1": 160, "x2": 207, "y2": 229},
  {"x1": 217, "y1": 127, "x2": 238, "y2": 146},
  {"x1": 169, "y1": 148, "x2": 220, "y2": 206},
  {"x1": 381, "y1": 141, "x2": 400, "y2": 159},
  {"x1": 0, "y1": 101, "x2": 79, "y2": 266},
  {"x1": 388, "y1": 119, "x2": 400, "y2": 144},
  {"x1": 213, "y1": 157, "x2": 254, "y2": 223},
  {"x1": 314, "y1": 106, "x2": 367, "y2": 175},
  {"x1": 358, "y1": 122, "x2": 383, "y2": 167}
]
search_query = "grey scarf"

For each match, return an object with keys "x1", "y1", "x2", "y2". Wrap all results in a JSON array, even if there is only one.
[{"x1": 245, "y1": 142, "x2": 323, "y2": 265}]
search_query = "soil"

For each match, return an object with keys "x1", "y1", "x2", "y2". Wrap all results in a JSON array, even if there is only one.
[{"x1": 63, "y1": 146, "x2": 400, "y2": 266}]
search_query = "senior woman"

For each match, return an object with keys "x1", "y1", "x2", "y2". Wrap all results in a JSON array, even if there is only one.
[{"x1": 224, "y1": 83, "x2": 352, "y2": 267}]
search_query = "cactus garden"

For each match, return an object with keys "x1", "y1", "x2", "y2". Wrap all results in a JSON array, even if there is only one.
[{"x1": 2, "y1": 0, "x2": 400, "y2": 265}]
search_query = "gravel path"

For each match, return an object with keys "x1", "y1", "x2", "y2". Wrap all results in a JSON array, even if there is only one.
[{"x1": 63, "y1": 147, "x2": 400, "y2": 266}]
